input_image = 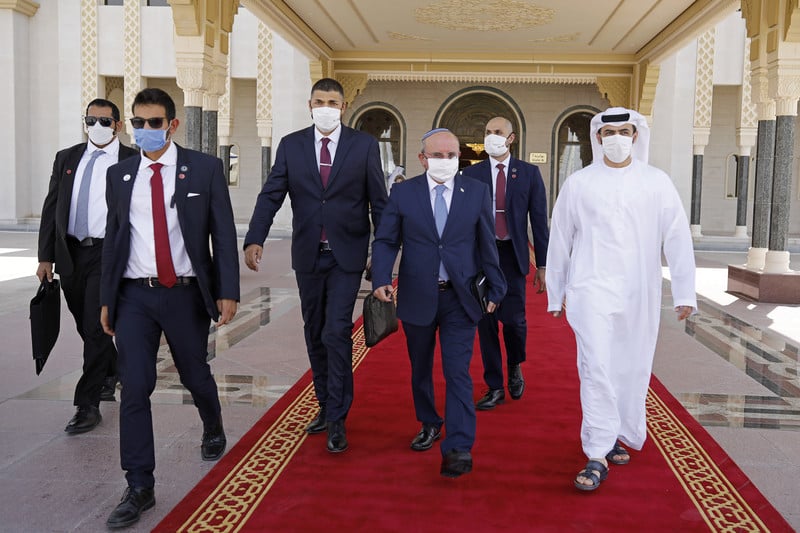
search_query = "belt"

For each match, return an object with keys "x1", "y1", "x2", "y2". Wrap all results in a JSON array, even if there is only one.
[
  {"x1": 319, "y1": 242, "x2": 332, "y2": 253},
  {"x1": 125, "y1": 276, "x2": 197, "y2": 288},
  {"x1": 67, "y1": 236, "x2": 103, "y2": 248},
  {"x1": 438, "y1": 280, "x2": 452, "y2": 291},
  {"x1": 496, "y1": 239, "x2": 513, "y2": 247}
]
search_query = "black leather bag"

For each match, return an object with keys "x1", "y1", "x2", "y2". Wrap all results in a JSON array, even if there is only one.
[
  {"x1": 30, "y1": 278, "x2": 61, "y2": 375},
  {"x1": 362, "y1": 293, "x2": 398, "y2": 347},
  {"x1": 470, "y1": 271, "x2": 489, "y2": 313}
]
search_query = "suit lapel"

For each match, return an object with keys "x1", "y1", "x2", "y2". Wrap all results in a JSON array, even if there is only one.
[
  {"x1": 443, "y1": 176, "x2": 468, "y2": 239},
  {"x1": 327, "y1": 126, "x2": 354, "y2": 187},
  {"x1": 302, "y1": 126, "x2": 323, "y2": 190},
  {"x1": 115, "y1": 156, "x2": 141, "y2": 231},
  {"x1": 413, "y1": 177, "x2": 439, "y2": 239},
  {"x1": 173, "y1": 146, "x2": 191, "y2": 234}
]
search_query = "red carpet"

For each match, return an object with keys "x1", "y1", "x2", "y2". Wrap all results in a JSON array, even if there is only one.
[{"x1": 155, "y1": 281, "x2": 793, "y2": 532}]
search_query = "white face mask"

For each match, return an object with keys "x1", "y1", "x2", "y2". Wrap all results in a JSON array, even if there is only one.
[
  {"x1": 426, "y1": 157, "x2": 460, "y2": 183},
  {"x1": 86, "y1": 122, "x2": 115, "y2": 146},
  {"x1": 483, "y1": 134, "x2": 509, "y2": 158},
  {"x1": 601, "y1": 134, "x2": 633, "y2": 164},
  {"x1": 311, "y1": 107, "x2": 342, "y2": 133}
]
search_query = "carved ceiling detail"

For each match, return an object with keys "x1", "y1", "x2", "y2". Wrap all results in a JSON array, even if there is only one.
[{"x1": 415, "y1": 0, "x2": 554, "y2": 32}]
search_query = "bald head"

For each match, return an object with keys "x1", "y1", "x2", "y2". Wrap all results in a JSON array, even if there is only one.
[
  {"x1": 484, "y1": 117, "x2": 515, "y2": 160},
  {"x1": 486, "y1": 117, "x2": 513, "y2": 137}
]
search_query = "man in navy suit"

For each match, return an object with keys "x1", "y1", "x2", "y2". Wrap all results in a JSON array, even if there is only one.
[
  {"x1": 372, "y1": 129, "x2": 506, "y2": 478},
  {"x1": 244, "y1": 78, "x2": 388, "y2": 454},
  {"x1": 462, "y1": 116, "x2": 549, "y2": 410},
  {"x1": 99, "y1": 88, "x2": 239, "y2": 529},
  {"x1": 37, "y1": 98, "x2": 138, "y2": 434}
]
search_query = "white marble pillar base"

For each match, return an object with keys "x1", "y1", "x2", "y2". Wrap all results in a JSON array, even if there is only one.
[
  {"x1": 763, "y1": 250, "x2": 791, "y2": 273},
  {"x1": 733, "y1": 226, "x2": 749, "y2": 238},
  {"x1": 746, "y1": 247, "x2": 767, "y2": 270},
  {"x1": 691, "y1": 224, "x2": 703, "y2": 238}
]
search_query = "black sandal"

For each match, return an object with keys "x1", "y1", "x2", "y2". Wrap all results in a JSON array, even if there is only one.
[
  {"x1": 605, "y1": 442, "x2": 630, "y2": 465},
  {"x1": 574, "y1": 460, "x2": 608, "y2": 491}
]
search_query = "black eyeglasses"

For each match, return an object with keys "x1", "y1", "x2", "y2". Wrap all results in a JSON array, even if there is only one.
[
  {"x1": 130, "y1": 117, "x2": 168, "y2": 129},
  {"x1": 84, "y1": 116, "x2": 116, "y2": 128}
]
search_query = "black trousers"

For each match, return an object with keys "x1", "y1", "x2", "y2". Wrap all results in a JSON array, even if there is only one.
[{"x1": 61, "y1": 240, "x2": 117, "y2": 407}]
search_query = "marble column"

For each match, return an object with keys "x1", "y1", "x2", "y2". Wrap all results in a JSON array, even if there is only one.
[
  {"x1": 751, "y1": 119, "x2": 775, "y2": 253},
  {"x1": 184, "y1": 105, "x2": 203, "y2": 152},
  {"x1": 261, "y1": 145, "x2": 272, "y2": 186},
  {"x1": 202, "y1": 109, "x2": 218, "y2": 157},
  {"x1": 690, "y1": 147, "x2": 705, "y2": 237},
  {"x1": 219, "y1": 144, "x2": 231, "y2": 184},
  {"x1": 734, "y1": 154, "x2": 750, "y2": 237},
  {"x1": 764, "y1": 112, "x2": 794, "y2": 273}
]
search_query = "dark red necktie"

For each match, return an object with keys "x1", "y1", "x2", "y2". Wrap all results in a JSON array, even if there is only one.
[
  {"x1": 320, "y1": 138, "x2": 331, "y2": 241},
  {"x1": 150, "y1": 163, "x2": 177, "y2": 288},
  {"x1": 495, "y1": 163, "x2": 508, "y2": 239}
]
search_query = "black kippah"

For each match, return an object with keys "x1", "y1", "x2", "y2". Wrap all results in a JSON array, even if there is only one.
[{"x1": 601, "y1": 113, "x2": 630, "y2": 123}]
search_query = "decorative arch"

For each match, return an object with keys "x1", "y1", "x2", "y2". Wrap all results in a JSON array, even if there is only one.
[
  {"x1": 549, "y1": 105, "x2": 601, "y2": 211},
  {"x1": 349, "y1": 102, "x2": 407, "y2": 182},
  {"x1": 432, "y1": 86, "x2": 526, "y2": 168}
]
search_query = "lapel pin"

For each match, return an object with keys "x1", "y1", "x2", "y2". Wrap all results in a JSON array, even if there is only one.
[
  {"x1": 460, "y1": 187, "x2": 465, "y2": 193},
  {"x1": 123, "y1": 174, "x2": 131, "y2": 182},
  {"x1": 178, "y1": 173, "x2": 186, "y2": 180},
  {"x1": 66, "y1": 169, "x2": 72, "y2": 175},
  {"x1": 180, "y1": 165, "x2": 188, "y2": 172}
]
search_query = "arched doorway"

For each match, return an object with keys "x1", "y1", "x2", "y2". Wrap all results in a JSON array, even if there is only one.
[
  {"x1": 351, "y1": 103, "x2": 406, "y2": 189},
  {"x1": 550, "y1": 106, "x2": 598, "y2": 210},
  {"x1": 435, "y1": 89, "x2": 521, "y2": 169}
]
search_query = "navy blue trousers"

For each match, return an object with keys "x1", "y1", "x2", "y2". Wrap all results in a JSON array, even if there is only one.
[
  {"x1": 402, "y1": 288, "x2": 477, "y2": 455},
  {"x1": 114, "y1": 281, "x2": 221, "y2": 489},
  {"x1": 295, "y1": 250, "x2": 362, "y2": 423},
  {"x1": 477, "y1": 243, "x2": 527, "y2": 389}
]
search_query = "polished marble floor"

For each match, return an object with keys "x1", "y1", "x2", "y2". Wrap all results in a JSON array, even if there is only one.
[{"x1": 0, "y1": 231, "x2": 798, "y2": 532}]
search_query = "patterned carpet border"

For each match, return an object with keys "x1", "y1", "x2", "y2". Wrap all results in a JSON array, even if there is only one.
[{"x1": 173, "y1": 323, "x2": 370, "y2": 533}]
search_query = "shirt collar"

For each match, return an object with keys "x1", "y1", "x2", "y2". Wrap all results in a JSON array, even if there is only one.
[
  {"x1": 488, "y1": 154, "x2": 511, "y2": 168},
  {"x1": 314, "y1": 124, "x2": 342, "y2": 146},
  {"x1": 138, "y1": 141, "x2": 178, "y2": 171},
  {"x1": 87, "y1": 137, "x2": 120, "y2": 157},
  {"x1": 426, "y1": 175, "x2": 452, "y2": 193}
]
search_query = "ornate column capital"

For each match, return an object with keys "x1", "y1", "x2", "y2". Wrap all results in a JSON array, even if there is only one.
[
  {"x1": 596, "y1": 77, "x2": 631, "y2": 108},
  {"x1": 0, "y1": 0, "x2": 39, "y2": 16}
]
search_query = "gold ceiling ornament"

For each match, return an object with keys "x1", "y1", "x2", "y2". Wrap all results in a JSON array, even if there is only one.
[
  {"x1": 465, "y1": 143, "x2": 485, "y2": 155},
  {"x1": 415, "y1": 0, "x2": 554, "y2": 32},
  {"x1": 388, "y1": 31, "x2": 434, "y2": 41},
  {"x1": 528, "y1": 33, "x2": 580, "y2": 43}
]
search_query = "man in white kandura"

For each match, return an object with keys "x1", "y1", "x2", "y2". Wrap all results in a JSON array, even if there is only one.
[{"x1": 545, "y1": 107, "x2": 697, "y2": 492}]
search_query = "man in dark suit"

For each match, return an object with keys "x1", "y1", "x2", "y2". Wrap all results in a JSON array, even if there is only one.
[
  {"x1": 244, "y1": 78, "x2": 388, "y2": 454},
  {"x1": 37, "y1": 98, "x2": 138, "y2": 434},
  {"x1": 372, "y1": 129, "x2": 506, "y2": 478},
  {"x1": 462, "y1": 116, "x2": 549, "y2": 410},
  {"x1": 99, "y1": 88, "x2": 239, "y2": 529}
]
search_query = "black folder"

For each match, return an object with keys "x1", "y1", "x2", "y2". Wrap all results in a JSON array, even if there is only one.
[
  {"x1": 470, "y1": 271, "x2": 489, "y2": 313},
  {"x1": 29, "y1": 278, "x2": 61, "y2": 375},
  {"x1": 362, "y1": 293, "x2": 398, "y2": 347}
]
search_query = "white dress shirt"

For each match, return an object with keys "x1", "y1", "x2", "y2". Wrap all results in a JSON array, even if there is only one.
[
  {"x1": 124, "y1": 142, "x2": 194, "y2": 279},
  {"x1": 314, "y1": 123, "x2": 342, "y2": 167},
  {"x1": 68, "y1": 138, "x2": 121, "y2": 239},
  {"x1": 489, "y1": 154, "x2": 512, "y2": 242},
  {"x1": 426, "y1": 174, "x2": 453, "y2": 214}
]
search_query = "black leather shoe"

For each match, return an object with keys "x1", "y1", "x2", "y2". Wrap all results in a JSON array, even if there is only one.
[
  {"x1": 201, "y1": 424, "x2": 227, "y2": 461},
  {"x1": 326, "y1": 420, "x2": 348, "y2": 453},
  {"x1": 64, "y1": 405, "x2": 101, "y2": 435},
  {"x1": 440, "y1": 450, "x2": 473, "y2": 478},
  {"x1": 410, "y1": 423, "x2": 441, "y2": 451},
  {"x1": 475, "y1": 389, "x2": 505, "y2": 410},
  {"x1": 508, "y1": 364, "x2": 525, "y2": 400},
  {"x1": 100, "y1": 376, "x2": 118, "y2": 402},
  {"x1": 306, "y1": 407, "x2": 327, "y2": 434},
  {"x1": 106, "y1": 486, "x2": 155, "y2": 529}
]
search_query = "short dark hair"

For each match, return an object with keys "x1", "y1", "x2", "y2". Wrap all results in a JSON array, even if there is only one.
[
  {"x1": 86, "y1": 98, "x2": 120, "y2": 121},
  {"x1": 310, "y1": 78, "x2": 344, "y2": 99},
  {"x1": 132, "y1": 88, "x2": 176, "y2": 121}
]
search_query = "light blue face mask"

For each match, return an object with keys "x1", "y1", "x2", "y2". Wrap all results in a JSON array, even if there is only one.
[{"x1": 133, "y1": 128, "x2": 169, "y2": 152}]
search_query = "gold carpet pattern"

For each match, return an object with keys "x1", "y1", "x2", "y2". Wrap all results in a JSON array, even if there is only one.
[
  {"x1": 647, "y1": 387, "x2": 770, "y2": 532},
  {"x1": 172, "y1": 324, "x2": 369, "y2": 533}
]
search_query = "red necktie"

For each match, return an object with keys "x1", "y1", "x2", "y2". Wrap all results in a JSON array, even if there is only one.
[
  {"x1": 320, "y1": 138, "x2": 331, "y2": 241},
  {"x1": 150, "y1": 163, "x2": 177, "y2": 288},
  {"x1": 495, "y1": 163, "x2": 508, "y2": 239}
]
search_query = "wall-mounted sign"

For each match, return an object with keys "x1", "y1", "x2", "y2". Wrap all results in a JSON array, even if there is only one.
[{"x1": 529, "y1": 152, "x2": 547, "y2": 164}]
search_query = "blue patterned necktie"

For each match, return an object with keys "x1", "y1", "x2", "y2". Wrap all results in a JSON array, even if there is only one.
[
  {"x1": 73, "y1": 149, "x2": 105, "y2": 241},
  {"x1": 434, "y1": 184, "x2": 448, "y2": 281}
]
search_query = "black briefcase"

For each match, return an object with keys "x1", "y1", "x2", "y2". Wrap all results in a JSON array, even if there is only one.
[
  {"x1": 362, "y1": 293, "x2": 398, "y2": 347},
  {"x1": 29, "y1": 278, "x2": 61, "y2": 375},
  {"x1": 470, "y1": 271, "x2": 489, "y2": 313}
]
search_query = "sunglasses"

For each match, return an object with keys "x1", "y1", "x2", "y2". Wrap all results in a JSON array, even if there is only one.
[
  {"x1": 84, "y1": 116, "x2": 116, "y2": 128},
  {"x1": 129, "y1": 117, "x2": 169, "y2": 129}
]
